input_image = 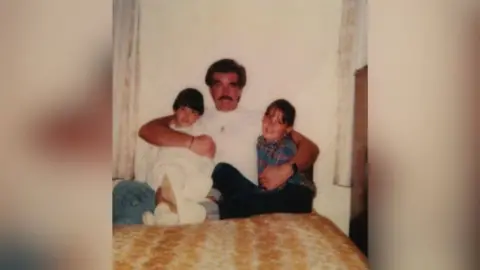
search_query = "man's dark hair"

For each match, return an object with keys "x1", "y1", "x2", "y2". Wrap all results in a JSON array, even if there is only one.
[
  {"x1": 265, "y1": 99, "x2": 296, "y2": 127},
  {"x1": 172, "y1": 88, "x2": 204, "y2": 115},
  {"x1": 205, "y1": 59, "x2": 247, "y2": 88}
]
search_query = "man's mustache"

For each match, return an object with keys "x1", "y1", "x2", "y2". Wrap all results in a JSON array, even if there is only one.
[{"x1": 219, "y1": 96, "x2": 233, "y2": 101}]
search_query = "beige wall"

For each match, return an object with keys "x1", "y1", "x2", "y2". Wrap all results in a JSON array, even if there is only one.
[{"x1": 137, "y1": 0, "x2": 352, "y2": 232}]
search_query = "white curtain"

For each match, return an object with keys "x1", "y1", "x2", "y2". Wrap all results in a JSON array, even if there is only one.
[
  {"x1": 113, "y1": 0, "x2": 141, "y2": 180},
  {"x1": 333, "y1": 0, "x2": 367, "y2": 187}
]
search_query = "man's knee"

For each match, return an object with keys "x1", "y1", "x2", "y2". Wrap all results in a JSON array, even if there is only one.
[
  {"x1": 212, "y1": 163, "x2": 244, "y2": 189},
  {"x1": 212, "y1": 163, "x2": 237, "y2": 178}
]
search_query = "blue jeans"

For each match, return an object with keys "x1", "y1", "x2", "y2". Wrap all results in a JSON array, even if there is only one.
[{"x1": 112, "y1": 181, "x2": 156, "y2": 225}]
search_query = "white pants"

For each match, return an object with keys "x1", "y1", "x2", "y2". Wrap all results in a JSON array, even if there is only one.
[
  {"x1": 148, "y1": 162, "x2": 212, "y2": 202},
  {"x1": 144, "y1": 158, "x2": 213, "y2": 225}
]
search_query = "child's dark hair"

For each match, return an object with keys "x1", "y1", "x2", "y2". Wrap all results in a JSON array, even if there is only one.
[
  {"x1": 172, "y1": 88, "x2": 204, "y2": 115},
  {"x1": 265, "y1": 99, "x2": 296, "y2": 126}
]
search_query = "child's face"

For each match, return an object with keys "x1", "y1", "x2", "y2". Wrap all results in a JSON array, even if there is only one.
[
  {"x1": 173, "y1": 106, "x2": 200, "y2": 127},
  {"x1": 262, "y1": 107, "x2": 292, "y2": 141}
]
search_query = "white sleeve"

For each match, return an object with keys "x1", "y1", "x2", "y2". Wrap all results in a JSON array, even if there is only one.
[{"x1": 190, "y1": 121, "x2": 208, "y2": 136}]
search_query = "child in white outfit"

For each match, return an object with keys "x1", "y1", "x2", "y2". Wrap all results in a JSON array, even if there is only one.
[{"x1": 142, "y1": 88, "x2": 215, "y2": 225}]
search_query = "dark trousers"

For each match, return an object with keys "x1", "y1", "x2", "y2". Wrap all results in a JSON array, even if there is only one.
[{"x1": 212, "y1": 163, "x2": 314, "y2": 219}]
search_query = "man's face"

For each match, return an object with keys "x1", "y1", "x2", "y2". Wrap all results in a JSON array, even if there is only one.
[{"x1": 209, "y1": 72, "x2": 242, "y2": 112}]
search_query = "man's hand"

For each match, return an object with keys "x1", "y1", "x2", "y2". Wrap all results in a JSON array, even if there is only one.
[
  {"x1": 190, "y1": 135, "x2": 216, "y2": 158},
  {"x1": 259, "y1": 163, "x2": 293, "y2": 190}
]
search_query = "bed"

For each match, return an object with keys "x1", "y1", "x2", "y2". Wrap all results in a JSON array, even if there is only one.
[{"x1": 113, "y1": 213, "x2": 369, "y2": 269}]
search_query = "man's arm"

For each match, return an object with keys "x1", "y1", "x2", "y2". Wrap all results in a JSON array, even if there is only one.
[
  {"x1": 289, "y1": 130, "x2": 320, "y2": 172},
  {"x1": 138, "y1": 116, "x2": 216, "y2": 158},
  {"x1": 138, "y1": 115, "x2": 192, "y2": 147}
]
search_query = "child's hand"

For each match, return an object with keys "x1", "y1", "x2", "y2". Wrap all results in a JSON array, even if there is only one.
[{"x1": 259, "y1": 164, "x2": 293, "y2": 190}]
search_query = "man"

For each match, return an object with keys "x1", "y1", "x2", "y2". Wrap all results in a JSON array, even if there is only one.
[{"x1": 113, "y1": 58, "x2": 319, "y2": 224}]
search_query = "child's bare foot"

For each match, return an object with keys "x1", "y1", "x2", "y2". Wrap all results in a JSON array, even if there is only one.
[
  {"x1": 155, "y1": 212, "x2": 179, "y2": 226},
  {"x1": 143, "y1": 203, "x2": 178, "y2": 226}
]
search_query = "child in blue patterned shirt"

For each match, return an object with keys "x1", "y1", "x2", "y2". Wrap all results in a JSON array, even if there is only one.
[
  {"x1": 256, "y1": 99, "x2": 316, "y2": 193},
  {"x1": 212, "y1": 99, "x2": 316, "y2": 219}
]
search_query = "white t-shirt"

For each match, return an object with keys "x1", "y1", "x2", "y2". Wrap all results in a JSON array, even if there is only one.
[{"x1": 196, "y1": 107, "x2": 263, "y2": 184}]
